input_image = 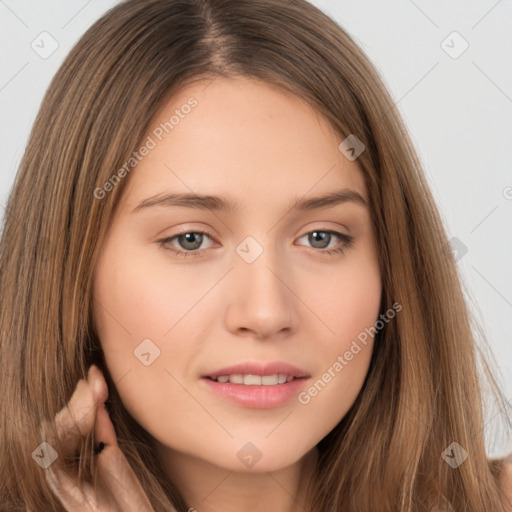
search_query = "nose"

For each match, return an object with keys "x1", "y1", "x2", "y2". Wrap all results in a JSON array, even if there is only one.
[{"x1": 223, "y1": 242, "x2": 298, "y2": 340}]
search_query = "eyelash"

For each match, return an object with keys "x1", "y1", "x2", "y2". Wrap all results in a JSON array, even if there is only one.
[{"x1": 157, "y1": 229, "x2": 354, "y2": 259}]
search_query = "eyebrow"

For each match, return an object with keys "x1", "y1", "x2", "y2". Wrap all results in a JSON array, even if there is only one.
[{"x1": 132, "y1": 188, "x2": 368, "y2": 214}]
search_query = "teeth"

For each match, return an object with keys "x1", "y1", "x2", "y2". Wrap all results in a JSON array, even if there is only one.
[
  {"x1": 212, "y1": 373, "x2": 295, "y2": 385},
  {"x1": 230, "y1": 374, "x2": 244, "y2": 384},
  {"x1": 245, "y1": 374, "x2": 262, "y2": 385}
]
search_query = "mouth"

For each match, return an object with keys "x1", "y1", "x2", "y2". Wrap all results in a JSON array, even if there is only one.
[
  {"x1": 204, "y1": 374, "x2": 301, "y2": 385},
  {"x1": 202, "y1": 361, "x2": 310, "y2": 383},
  {"x1": 200, "y1": 361, "x2": 310, "y2": 408}
]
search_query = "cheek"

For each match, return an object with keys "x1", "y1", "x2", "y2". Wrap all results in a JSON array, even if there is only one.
[
  {"x1": 297, "y1": 246, "x2": 381, "y2": 427},
  {"x1": 92, "y1": 241, "x2": 213, "y2": 349},
  {"x1": 91, "y1": 240, "x2": 219, "y2": 420},
  {"x1": 91, "y1": 240, "x2": 170, "y2": 379},
  {"x1": 293, "y1": 320, "x2": 379, "y2": 446},
  {"x1": 303, "y1": 239, "x2": 382, "y2": 354}
]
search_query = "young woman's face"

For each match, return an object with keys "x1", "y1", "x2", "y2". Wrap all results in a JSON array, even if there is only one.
[{"x1": 92, "y1": 76, "x2": 382, "y2": 473}]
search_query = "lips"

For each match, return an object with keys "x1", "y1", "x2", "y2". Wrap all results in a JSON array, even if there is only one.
[
  {"x1": 202, "y1": 361, "x2": 310, "y2": 380},
  {"x1": 200, "y1": 361, "x2": 311, "y2": 408}
]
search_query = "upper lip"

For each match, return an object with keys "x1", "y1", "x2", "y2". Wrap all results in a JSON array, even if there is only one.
[{"x1": 202, "y1": 361, "x2": 310, "y2": 379}]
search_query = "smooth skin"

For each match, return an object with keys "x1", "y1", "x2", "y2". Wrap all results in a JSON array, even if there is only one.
[{"x1": 53, "y1": 76, "x2": 383, "y2": 512}]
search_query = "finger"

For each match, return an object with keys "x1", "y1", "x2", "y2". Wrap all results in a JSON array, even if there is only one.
[
  {"x1": 46, "y1": 465, "x2": 102, "y2": 511},
  {"x1": 87, "y1": 364, "x2": 109, "y2": 405},
  {"x1": 45, "y1": 366, "x2": 164, "y2": 512},
  {"x1": 97, "y1": 446, "x2": 159, "y2": 512},
  {"x1": 94, "y1": 402, "x2": 117, "y2": 447},
  {"x1": 53, "y1": 365, "x2": 107, "y2": 458},
  {"x1": 89, "y1": 370, "x2": 117, "y2": 448},
  {"x1": 90, "y1": 376, "x2": 168, "y2": 511},
  {"x1": 89, "y1": 368, "x2": 157, "y2": 510},
  {"x1": 42, "y1": 366, "x2": 108, "y2": 510}
]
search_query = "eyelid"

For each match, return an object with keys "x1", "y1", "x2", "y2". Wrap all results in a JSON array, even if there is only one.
[
  {"x1": 170, "y1": 228, "x2": 217, "y2": 246},
  {"x1": 157, "y1": 222, "x2": 350, "y2": 241}
]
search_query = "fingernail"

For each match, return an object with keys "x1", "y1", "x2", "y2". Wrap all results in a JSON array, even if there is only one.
[{"x1": 88, "y1": 366, "x2": 102, "y2": 397}]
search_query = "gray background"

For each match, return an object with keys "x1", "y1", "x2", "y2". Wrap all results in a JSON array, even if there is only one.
[{"x1": 0, "y1": 1, "x2": 511, "y2": 456}]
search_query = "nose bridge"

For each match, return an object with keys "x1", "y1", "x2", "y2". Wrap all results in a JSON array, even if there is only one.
[{"x1": 225, "y1": 234, "x2": 296, "y2": 337}]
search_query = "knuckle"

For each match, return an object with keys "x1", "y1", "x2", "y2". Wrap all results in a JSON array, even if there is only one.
[{"x1": 51, "y1": 378, "x2": 98, "y2": 440}]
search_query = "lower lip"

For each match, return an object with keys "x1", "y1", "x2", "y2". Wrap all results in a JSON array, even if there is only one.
[{"x1": 200, "y1": 377, "x2": 308, "y2": 408}]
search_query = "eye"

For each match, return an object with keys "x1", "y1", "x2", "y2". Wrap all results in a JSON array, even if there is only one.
[
  {"x1": 296, "y1": 230, "x2": 354, "y2": 256},
  {"x1": 157, "y1": 229, "x2": 354, "y2": 259},
  {"x1": 158, "y1": 230, "x2": 215, "y2": 258}
]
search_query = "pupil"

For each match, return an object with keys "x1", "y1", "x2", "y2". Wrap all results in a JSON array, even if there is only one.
[
  {"x1": 310, "y1": 231, "x2": 329, "y2": 249},
  {"x1": 180, "y1": 233, "x2": 202, "y2": 250}
]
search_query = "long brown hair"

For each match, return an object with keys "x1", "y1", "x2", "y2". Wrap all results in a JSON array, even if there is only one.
[{"x1": 0, "y1": 0, "x2": 510, "y2": 510}]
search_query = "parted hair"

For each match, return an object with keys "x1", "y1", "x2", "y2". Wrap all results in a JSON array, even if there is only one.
[{"x1": 0, "y1": 0, "x2": 511, "y2": 510}]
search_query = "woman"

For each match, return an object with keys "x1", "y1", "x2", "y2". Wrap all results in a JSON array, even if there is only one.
[{"x1": 0, "y1": 0, "x2": 511, "y2": 510}]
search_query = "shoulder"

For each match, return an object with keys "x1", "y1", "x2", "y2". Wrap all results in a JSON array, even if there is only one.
[{"x1": 500, "y1": 460, "x2": 512, "y2": 510}]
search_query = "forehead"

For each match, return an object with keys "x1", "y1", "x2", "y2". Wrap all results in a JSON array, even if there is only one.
[{"x1": 118, "y1": 76, "x2": 368, "y2": 213}]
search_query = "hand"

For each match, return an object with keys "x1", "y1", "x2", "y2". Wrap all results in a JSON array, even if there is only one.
[{"x1": 43, "y1": 364, "x2": 160, "y2": 511}]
